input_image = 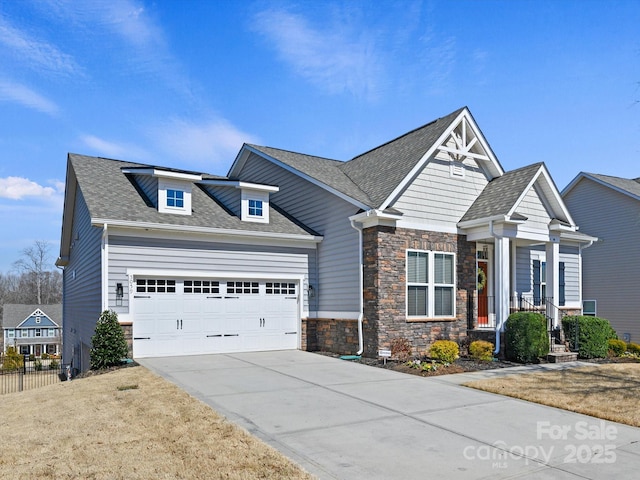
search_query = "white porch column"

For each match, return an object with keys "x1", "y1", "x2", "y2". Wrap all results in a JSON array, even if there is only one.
[
  {"x1": 494, "y1": 236, "x2": 511, "y2": 331},
  {"x1": 546, "y1": 236, "x2": 560, "y2": 327}
]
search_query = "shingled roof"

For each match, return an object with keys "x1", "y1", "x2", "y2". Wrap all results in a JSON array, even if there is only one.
[
  {"x1": 248, "y1": 108, "x2": 468, "y2": 209},
  {"x1": 460, "y1": 163, "x2": 544, "y2": 223},
  {"x1": 340, "y1": 107, "x2": 466, "y2": 207},
  {"x1": 584, "y1": 173, "x2": 640, "y2": 200},
  {"x1": 68, "y1": 154, "x2": 319, "y2": 236},
  {"x1": 2, "y1": 304, "x2": 62, "y2": 329}
]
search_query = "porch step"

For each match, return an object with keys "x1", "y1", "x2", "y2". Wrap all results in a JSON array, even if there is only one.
[
  {"x1": 550, "y1": 343, "x2": 567, "y2": 353},
  {"x1": 546, "y1": 352, "x2": 578, "y2": 363}
]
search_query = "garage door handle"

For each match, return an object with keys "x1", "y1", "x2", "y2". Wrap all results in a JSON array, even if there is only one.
[
  {"x1": 206, "y1": 334, "x2": 222, "y2": 337},
  {"x1": 207, "y1": 296, "x2": 222, "y2": 299},
  {"x1": 223, "y1": 334, "x2": 239, "y2": 337},
  {"x1": 285, "y1": 296, "x2": 297, "y2": 299},
  {"x1": 224, "y1": 296, "x2": 239, "y2": 299},
  {"x1": 285, "y1": 331, "x2": 297, "y2": 335},
  {"x1": 134, "y1": 337, "x2": 151, "y2": 340},
  {"x1": 134, "y1": 295, "x2": 151, "y2": 299}
]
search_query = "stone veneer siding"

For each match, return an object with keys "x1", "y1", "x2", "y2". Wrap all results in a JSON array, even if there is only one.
[
  {"x1": 120, "y1": 322, "x2": 134, "y2": 358},
  {"x1": 301, "y1": 318, "x2": 359, "y2": 354},
  {"x1": 362, "y1": 226, "x2": 475, "y2": 358}
]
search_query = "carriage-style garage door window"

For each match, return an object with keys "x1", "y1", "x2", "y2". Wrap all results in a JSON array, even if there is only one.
[{"x1": 407, "y1": 250, "x2": 455, "y2": 317}]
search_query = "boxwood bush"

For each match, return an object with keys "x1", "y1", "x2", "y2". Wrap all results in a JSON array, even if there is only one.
[
  {"x1": 608, "y1": 338, "x2": 627, "y2": 357},
  {"x1": 505, "y1": 312, "x2": 549, "y2": 363},
  {"x1": 429, "y1": 340, "x2": 459, "y2": 363},
  {"x1": 628, "y1": 342, "x2": 640, "y2": 355},
  {"x1": 562, "y1": 316, "x2": 617, "y2": 359},
  {"x1": 469, "y1": 340, "x2": 494, "y2": 361}
]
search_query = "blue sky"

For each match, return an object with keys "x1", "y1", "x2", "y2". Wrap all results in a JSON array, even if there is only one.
[{"x1": 1, "y1": 0, "x2": 639, "y2": 272}]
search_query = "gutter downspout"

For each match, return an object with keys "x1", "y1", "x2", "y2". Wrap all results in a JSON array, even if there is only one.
[
  {"x1": 489, "y1": 220, "x2": 502, "y2": 355},
  {"x1": 101, "y1": 224, "x2": 108, "y2": 312},
  {"x1": 350, "y1": 218, "x2": 365, "y2": 356}
]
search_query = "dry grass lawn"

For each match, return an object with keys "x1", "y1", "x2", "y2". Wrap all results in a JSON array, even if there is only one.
[
  {"x1": 465, "y1": 363, "x2": 640, "y2": 427},
  {"x1": 0, "y1": 366, "x2": 314, "y2": 480}
]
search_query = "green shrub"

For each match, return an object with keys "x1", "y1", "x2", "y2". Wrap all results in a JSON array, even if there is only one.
[
  {"x1": 562, "y1": 316, "x2": 617, "y2": 359},
  {"x1": 469, "y1": 340, "x2": 494, "y2": 361},
  {"x1": 608, "y1": 338, "x2": 627, "y2": 357},
  {"x1": 505, "y1": 312, "x2": 549, "y2": 363},
  {"x1": 90, "y1": 310, "x2": 129, "y2": 370},
  {"x1": 1, "y1": 346, "x2": 23, "y2": 371},
  {"x1": 34, "y1": 359, "x2": 43, "y2": 371},
  {"x1": 628, "y1": 342, "x2": 640, "y2": 355},
  {"x1": 429, "y1": 340, "x2": 459, "y2": 363}
]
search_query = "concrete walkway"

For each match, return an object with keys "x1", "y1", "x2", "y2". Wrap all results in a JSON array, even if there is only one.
[{"x1": 139, "y1": 351, "x2": 640, "y2": 480}]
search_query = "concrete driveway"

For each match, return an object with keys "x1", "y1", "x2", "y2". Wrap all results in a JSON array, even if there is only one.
[{"x1": 139, "y1": 351, "x2": 640, "y2": 480}]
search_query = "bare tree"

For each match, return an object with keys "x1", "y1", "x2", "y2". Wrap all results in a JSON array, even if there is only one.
[{"x1": 12, "y1": 240, "x2": 57, "y2": 304}]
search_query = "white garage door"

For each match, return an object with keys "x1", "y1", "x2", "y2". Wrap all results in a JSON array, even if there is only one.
[{"x1": 132, "y1": 278, "x2": 299, "y2": 358}]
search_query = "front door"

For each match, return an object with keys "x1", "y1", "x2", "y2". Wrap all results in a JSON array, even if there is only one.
[{"x1": 477, "y1": 261, "x2": 489, "y2": 327}]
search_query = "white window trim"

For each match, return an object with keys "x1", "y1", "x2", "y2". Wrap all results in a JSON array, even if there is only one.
[
  {"x1": 241, "y1": 189, "x2": 270, "y2": 223},
  {"x1": 158, "y1": 178, "x2": 192, "y2": 215},
  {"x1": 406, "y1": 249, "x2": 456, "y2": 318}
]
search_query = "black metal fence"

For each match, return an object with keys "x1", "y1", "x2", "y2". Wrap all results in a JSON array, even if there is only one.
[{"x1": 0, "y1": 354, "x2": 67, "y2": 395}]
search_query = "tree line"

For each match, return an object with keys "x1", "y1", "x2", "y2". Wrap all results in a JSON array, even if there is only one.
[{"x1": 0, "y1": 240, "x2": 62, "y2": 319}]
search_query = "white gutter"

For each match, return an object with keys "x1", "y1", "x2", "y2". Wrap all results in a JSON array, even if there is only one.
[
  {"x1": 349, "y1": 218, "x2": 365, "y2": 356},
  {"x1": 101, "y1": 224, "x2": 108, "y2": 311},
  {"x1": 91, "y1": 218, "x2": 323, "y2": 244}
]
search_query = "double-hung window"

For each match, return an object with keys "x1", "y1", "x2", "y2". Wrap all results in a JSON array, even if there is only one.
[{"x1": 407, "y1": 250, "x2": 455, "y2": 317}]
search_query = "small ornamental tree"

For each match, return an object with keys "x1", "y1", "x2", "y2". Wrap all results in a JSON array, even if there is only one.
[{"x1": 90, "y1": 310, "x2": 129, "y2": 370}]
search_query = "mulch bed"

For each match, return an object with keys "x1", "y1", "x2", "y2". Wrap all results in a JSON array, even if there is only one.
[
  {"x1": 315, "y1": 351, "x2": 639, "y2": 377},
  {"x1": 315, "y1": 351, "x2": 519, "y2": 377}
]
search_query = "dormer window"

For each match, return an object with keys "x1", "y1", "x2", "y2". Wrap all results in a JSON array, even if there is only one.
[
  {"x1": 167, "y1": 189, "x2": 185, "y2": 208},
  {"x1": 241, "y1": 189, "x2": 270, "y2": 223},
  {"x1": 248, "y1": 199, "x2": 263, "y2": 217},
  {"x1": 122, "y1": 167, "x2": 201, "y2": 216},
  {"x1": 158, "y1": 179, "x2": 192, "y2": 215},
  {"x1": 198, "y1": 179, "x2": 278, "y2": 224}
]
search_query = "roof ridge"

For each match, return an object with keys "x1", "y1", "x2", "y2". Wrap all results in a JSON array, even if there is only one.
[
  {"x1": 248, "y1": 144, "x2": 343, "y2": 163},
  {"x1": 347, "y1": 106, "x2": 466, "y2": 162}
]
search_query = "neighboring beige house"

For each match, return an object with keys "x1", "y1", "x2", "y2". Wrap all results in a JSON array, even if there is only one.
[
  {"x1": 562, "y1": 172, "x2": 640, "y2": 343},
  {"x1": 2, "y1": 304, "x2": 63, "y2": 356}
]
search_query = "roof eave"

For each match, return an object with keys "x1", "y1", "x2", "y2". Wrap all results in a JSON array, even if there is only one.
[{"x1": 91, "y1": 218, "x2": 323, "y2": 244}]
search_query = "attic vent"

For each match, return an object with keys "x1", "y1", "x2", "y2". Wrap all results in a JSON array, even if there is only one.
[{"x1": 450, "y1": 162, "x2": 465, "y2": 178}]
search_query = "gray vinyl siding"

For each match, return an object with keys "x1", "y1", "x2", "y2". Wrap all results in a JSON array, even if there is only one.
[
  {"x1": 107, "y1": 235, "x2": 317, "y2": 314},
  {"x1": 515, "y1": 245, "x2": 580, "y2": 304},
  {"x1": 61, "y1": 186, "x2": 103, "y2": 371},
  {"x1": 392, "y1": 154, "x2": 489, "y2": 226},
  {"x1": 236, "y1": 152, "x2": 361, "y2": 314},
  {"x1": 203, "y1": 185, "x2": 240, "y2": 216},
  {"x1": 564, "y1": 178, "x2": 640, "y2": 342},
  {"x1": 516, "y1": 187, "x2": 552, "y2": 235},
  {"x1": 133, "y1": 174, "x2": 158, "y2": 206}
]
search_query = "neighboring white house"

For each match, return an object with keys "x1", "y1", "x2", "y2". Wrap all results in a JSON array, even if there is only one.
[
  {"x1": 562, "y1": 172, "x2": 640, "y2": 343},
  {"x1": 2, "y1": 304, "x2": 63, "y2": 356},
  {"x1": 57, "y1": 107, "x2": 595, "y2": 371}
]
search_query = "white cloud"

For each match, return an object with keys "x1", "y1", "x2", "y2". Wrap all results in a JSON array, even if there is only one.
[
  {"x1": 152, "y1": 118, "x2": 260, "y2": 169},
  {"x1": 0, "y1": 80, "x2": 59, "y2": 116},
  {"x1": 0, "y1": 15, "x2": 81, "y2": 77},
  {"x1": 252, "y1": 8, "x2": 382, "y2": 100},
  {"x1": 0, "y1": 176, "x2": 57, "y2": 200},
  {"x1": 80, "y1": 134, "x2": 149, "y2": 160}
]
